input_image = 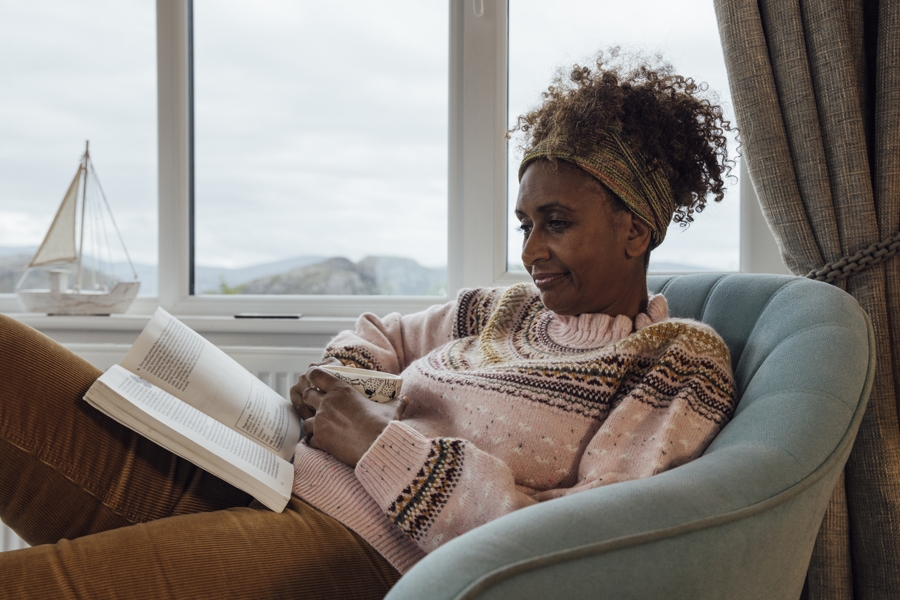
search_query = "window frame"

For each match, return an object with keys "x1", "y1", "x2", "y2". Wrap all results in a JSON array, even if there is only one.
[
  {"x1": 0, "y1": 0, "x2": 787, "y2": 331},
  {"x1": 157, "y1": 0, "x2": 514, "y2": 319}
]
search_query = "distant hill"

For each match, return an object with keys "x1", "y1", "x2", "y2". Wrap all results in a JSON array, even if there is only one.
[
  {"x1": 0, "y1": 250, "x2": 123, "y2": 294},
  {"x1": 0, "y1": 247, "x2": 447, "y2": 296},
  {"x1": 195, "y1": 256, "x2": 327, "y2": 295},
  {"x1": 0, "y1": 247, "x2": 329, "y2": 295},
  {"x1": 1, "y1": 245, "x2": 708, "y2": 298},
  {"x1": 0, "y1": 247, "x2": 151, "y2": 295},
  {"x1": 238, "y1": 256, "x2": 447, "y2": 296},
  {"x1": 0, "y1": 250, "x2": 36, "y2": 293}
]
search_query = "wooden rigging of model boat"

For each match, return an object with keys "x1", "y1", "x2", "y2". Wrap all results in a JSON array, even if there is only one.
[{"x1": 16, "y1": 141, "x2": 140, "y2": 315}]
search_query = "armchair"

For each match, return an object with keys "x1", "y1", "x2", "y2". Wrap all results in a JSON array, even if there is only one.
[{"x1": 386, "y1": 273, "x2": 875, "y2": 600}]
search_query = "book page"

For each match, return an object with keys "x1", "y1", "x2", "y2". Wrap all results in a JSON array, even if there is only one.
[
  {"x1": 87, "y1": 365, "x2": 292, "y2": 512},
  {"x1": 120, "y1": 308, "x2": 300, "y2": 461}
]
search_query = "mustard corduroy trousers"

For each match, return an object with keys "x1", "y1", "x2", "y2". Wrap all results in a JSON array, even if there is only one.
[{"x1": 0, "y1": 314, "x2": 400, "y2": 599}]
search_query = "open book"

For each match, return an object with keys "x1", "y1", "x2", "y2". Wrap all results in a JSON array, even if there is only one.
[{"x1": 84, "y1": 308, "x2": 302, "y2": 512}]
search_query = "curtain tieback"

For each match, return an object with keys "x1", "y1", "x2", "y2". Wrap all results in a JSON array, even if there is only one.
[{"x1": 806, "y1": 230, "x2": 900, "y2": 283}]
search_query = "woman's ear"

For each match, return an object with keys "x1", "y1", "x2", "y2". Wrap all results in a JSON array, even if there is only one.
[{"x1": 624, "y1": 213, "x2": 652, "y2": 260}]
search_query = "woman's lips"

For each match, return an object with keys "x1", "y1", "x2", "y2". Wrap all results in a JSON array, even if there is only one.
[{"x1": 532, "y1": 273, "x2": 567, "y2": 288}]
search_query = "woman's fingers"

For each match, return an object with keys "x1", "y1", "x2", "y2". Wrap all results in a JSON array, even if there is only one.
[
  {"x1": 292, "y1": 365, "x2": 343, "y2": 414},
  {"x1": 307, "y1": 422, "x2": 323, "y2": 450},
  {"x1": 290, "y1": 372, "x2": 312, "y2": 395},
  {"x1": 302, "y1": 385, "x2": 325, "y2": 412},
  {"x1": 305, "y1": 367, "x2": 341, "y2": 393},
  {"x1": 303, "y1": 415, "x2": 314, "y2": 440},
  {"x1": 290, "y1": 374, "x2": 320, "y2": 418}
]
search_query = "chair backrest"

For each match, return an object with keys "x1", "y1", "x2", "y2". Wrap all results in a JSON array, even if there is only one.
[{"x1": 650, "y1": 273, "x2": 871, "y2": 475}]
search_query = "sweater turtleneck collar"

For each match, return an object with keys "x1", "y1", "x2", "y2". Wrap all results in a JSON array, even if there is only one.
[{"x1": 545, "y1": 294, "x2": 669, "y2": 349}]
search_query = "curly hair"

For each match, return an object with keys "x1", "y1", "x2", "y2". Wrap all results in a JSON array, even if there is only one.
[{"x1": 509, "y1": 49, "x2": 737, "y2": 226}]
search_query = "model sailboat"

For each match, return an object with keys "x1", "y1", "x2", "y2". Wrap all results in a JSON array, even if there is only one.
[{"x1": 16, "y1": 141, "x2": 140, "y2": 315}]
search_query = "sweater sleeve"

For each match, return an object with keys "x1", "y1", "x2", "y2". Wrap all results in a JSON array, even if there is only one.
[
  {"x1": 323, "y1": 302, "x2": 456, "y2": 375},
  {"x1": 354, "y1": 320, "x2": 736, "y2": 554},
  {"x1": 355, "y1": 420, "x2": 538, "y2": 552},
  {"x1": 323, "y1": 288, "x2": 503, "y2": 374}
]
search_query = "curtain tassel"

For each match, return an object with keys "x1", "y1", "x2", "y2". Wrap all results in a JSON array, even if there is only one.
[{"x1": 806, "y1": 230, "x2": 900, "y2": 283}]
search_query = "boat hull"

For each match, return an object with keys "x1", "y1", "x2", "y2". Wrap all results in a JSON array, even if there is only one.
[{"x1": 16, "y1": 281, "x2": 141, "y2": 315}]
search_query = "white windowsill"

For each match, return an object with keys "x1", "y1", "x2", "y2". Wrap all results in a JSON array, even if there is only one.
[
  {"x1": 0, "y1": 292, "x2": 449, "y2": 335},
  {"x1": 2, "y1": 311, "x2": 357, "y2": 335}
]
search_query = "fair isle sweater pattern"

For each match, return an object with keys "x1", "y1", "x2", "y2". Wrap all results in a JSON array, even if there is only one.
[
  {"x1": 433, "y1": 285, "x2": 732, "y2": 422},
  {"x1": 388, "y1": 438, "x2": 465, "y2": 542},
  {"x1": 291, "y1": 284, "x2": 736, "y2": 574}
]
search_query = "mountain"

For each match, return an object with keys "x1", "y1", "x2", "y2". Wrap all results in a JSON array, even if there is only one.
[
  {"x1": 0, "y1": 247, "x2": 446, "y2": 296},
  {"x1": 0, "y1": 247, "x2": 328, "y2": 295},
  {"x1": 0, "y1": 245, "x2": 706, "y2": 298},
  {"x1": 195, "y1": 256, "x2": 326, "y2": 294},
  {"x1": 0, "y1": 251, "x2": 36, "y2": 293},
  {"x1": 0, "y1": 251, "x2": 124, "y2": 294},
  {"x1": 238, "y1": 256, "x2": 446, "y2": 296}
]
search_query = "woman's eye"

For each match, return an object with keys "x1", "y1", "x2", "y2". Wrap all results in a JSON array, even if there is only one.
[
  {"x1": 548, "y1": 220, "x2": 570, "y2": 231},
  {"x1": 517, "y1": 223, "x2": 532, "y2": 236}
]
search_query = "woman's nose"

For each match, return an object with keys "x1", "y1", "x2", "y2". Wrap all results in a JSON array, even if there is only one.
[{"x1": 521, "y1": 228, "x2": 550, "y2": 266}]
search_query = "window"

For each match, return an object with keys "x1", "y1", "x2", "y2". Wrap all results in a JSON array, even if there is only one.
[
  {"x1": 0, "y1": 0, "x2": 157, "y2": 298},
  {"x1": 156, "y1": 0, "x2": 507, "y2": 317}
]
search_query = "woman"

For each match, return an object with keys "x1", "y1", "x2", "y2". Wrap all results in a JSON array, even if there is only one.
[{"x1": 0, "y1": 53, "x2": 735, "y2": 598}]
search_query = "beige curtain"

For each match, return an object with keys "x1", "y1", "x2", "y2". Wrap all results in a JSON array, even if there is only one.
[{"x1": 713, "y1": 0, "x2": 900, "y2": 598}]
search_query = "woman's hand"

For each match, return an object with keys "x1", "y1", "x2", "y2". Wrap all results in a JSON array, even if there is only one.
[
  {"x1": 290, "y1": 364, "x2": 408, "y2": 467},
  {"x1": 290, "y1": 357, "x2": 339, "y2": 416},
  {"x1": 293, "y1": 357, "x2": 343, "y2": 392}
]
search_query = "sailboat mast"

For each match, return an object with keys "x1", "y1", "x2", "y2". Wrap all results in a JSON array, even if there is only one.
[{"x1": 75, "y1": 140, "x2": 89, "y2": 293}]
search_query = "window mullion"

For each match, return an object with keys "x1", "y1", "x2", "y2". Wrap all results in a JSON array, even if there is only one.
[
  {"x1": 156, "y1": 0, "x2": 192, "y2": 312},
  {"x1": 449, "y1": 0, "x2": 509, "y2": 295}
]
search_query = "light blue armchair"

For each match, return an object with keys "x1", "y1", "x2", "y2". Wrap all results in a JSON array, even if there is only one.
[{"x1": 386, "y1": 273, "x2": 875, "y2": 600}]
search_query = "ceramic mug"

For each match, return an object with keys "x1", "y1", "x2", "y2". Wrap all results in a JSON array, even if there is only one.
[{"x1": 320, "y1": 365, "x2": 403, "y2": 403}]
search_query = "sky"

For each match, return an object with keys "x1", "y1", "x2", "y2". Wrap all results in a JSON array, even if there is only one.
[
  {"x1": 193, "y1": 0, "x2": 449, "y2": 269},
  {"x1": 0, "y1": 0, "x2": 157, "y2": 263},
  {"x1": 0, "y1": 0, "x2": 739, "y2": 275}
]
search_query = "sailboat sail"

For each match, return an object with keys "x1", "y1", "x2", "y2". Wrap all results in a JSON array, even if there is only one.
[{"x1": 28, "y1": 166, "x2": 82, "y2": 268}]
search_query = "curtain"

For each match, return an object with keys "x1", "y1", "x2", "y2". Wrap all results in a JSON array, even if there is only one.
[{"x1": 713, "y1": 0, "x2": 900, "y2": 598}]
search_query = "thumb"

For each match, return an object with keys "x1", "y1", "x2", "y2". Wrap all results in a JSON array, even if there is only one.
[{"x1": 393, "y1": 395, "x2": 410, "y2": 420}]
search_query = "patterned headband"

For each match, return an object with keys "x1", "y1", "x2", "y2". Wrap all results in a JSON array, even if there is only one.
[{"x1": 517, "y1": 130, "x2": 675, "y2": 248}]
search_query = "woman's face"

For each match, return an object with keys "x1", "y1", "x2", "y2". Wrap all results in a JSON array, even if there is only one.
[{"x1": 515, "y1": 160, "x2": 649, "y2": 316}]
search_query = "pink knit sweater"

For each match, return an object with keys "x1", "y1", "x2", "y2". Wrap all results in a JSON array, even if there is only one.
[{"x1": 291, "y1": 284, "x2": 736, "y2": 573}]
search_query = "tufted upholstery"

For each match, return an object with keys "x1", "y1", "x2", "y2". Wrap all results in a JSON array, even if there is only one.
[{"x1": 385, "y1": 273, "x2": 875, "y2": 600}]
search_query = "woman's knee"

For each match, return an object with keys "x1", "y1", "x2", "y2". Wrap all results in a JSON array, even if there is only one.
[{"x1": 0, "y1": 314, "x2": 101, "y2": 399}]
